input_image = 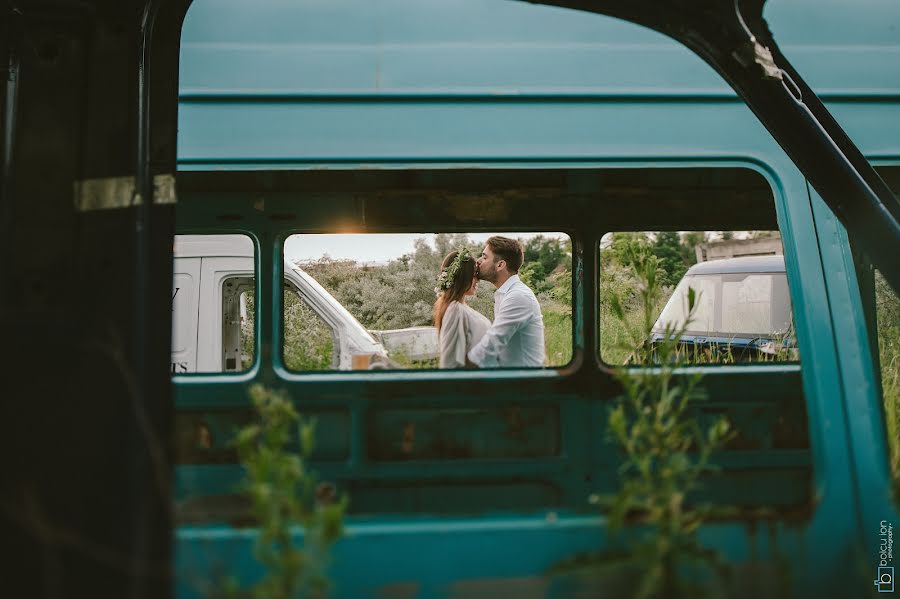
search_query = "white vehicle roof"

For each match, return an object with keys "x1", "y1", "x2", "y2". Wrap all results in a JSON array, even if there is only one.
[
  {"x1": 174, "y1": 234, "x2": 254, "y2": 258},
  {"x1": 686, "y1": 255, "x2": 785, "y2": 276}
]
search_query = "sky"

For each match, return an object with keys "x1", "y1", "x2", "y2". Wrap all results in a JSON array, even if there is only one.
[
  {"x1": 284, "y1": 232, "x2": 568, "y2": 264},
  {"x1": 284, "y1": 230, "x2": 768, "y2": 264}
]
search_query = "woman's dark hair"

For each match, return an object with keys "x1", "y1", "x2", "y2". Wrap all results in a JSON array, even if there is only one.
[{"x1": 433, "y1": 250, "x2": 476, "y2": 332}]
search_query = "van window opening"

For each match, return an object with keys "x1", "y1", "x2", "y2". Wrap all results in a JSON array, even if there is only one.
[
  {"x1": 222, "y1": 277, "x2": 254, "y2": 372},
  {"x1": 172, "y1": 233, "x2": 257, "y2": 374},
  {"x1": 600, "y1": 230, "x2": 800, "y2": 365},
  {"x1": 282, "y1": 232, "x2": 573, "y2": 372}
]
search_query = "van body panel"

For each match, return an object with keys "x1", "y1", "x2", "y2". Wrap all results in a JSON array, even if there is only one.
[
  {"x1": 173, "y1": 236, "x2": 397, "y2": 373},
  {"x1": 196, "y1": 257, "x2": 251, "y2": 372},
  {"x1": 172, "y1": 257, "x2": 201, "y2": 374},
  {"x1": 170, "y1": 1, "x2": 900, "y2": 597},
  {"x1": 7, "y1": 0, "x2": 900, "y2": 596}
]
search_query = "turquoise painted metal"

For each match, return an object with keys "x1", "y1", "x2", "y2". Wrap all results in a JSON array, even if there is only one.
[{"x1": 174, "y1": 0, "x2": 900, "y2": 596}]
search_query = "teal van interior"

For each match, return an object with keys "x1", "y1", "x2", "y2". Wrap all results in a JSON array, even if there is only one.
[{"x1": 173, "y1": 0, "x2": 900, "y2": 597}]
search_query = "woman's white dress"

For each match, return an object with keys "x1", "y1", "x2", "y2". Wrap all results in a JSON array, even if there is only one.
[{"x1": 439, "y1": 301, "x2": 491, "y2": 368}]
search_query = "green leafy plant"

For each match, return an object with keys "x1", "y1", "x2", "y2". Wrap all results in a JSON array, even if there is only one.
[
  {"x1": 283, "y1": 290, "x2": 335, "y2": 371},
  {"x1": 229, "y1": 384, "x2": 346, "y2": 599},
  {"x1": 591, "y1": 248, "x2": 737, "y2": 599},
  {"x1": 875, "y1": 270, "x2": 900, "y2": 494}
]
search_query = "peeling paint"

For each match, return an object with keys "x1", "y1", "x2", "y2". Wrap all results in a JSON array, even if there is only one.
[{"x1": 73, "y1": 174, "x2": 176, "y2": 211}]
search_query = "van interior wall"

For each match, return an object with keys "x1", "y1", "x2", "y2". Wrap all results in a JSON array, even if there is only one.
[
  {"x1": 175, "y1": 167, "x2": 779, "y2": 232},
  {"x1": 1, "y1": 2, "x2": 186, "y2": 596},
  {"x1": 173, "y1": 166, "x2": 811, "y2": 521}
]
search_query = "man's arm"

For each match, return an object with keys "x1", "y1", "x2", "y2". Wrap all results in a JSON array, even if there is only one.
[{"x1": 467, "y1": 291, "x2": 531, "y2": 367}]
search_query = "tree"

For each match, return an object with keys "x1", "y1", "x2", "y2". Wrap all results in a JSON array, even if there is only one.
[
  {"x1": 522, "y1": 235, "x2": 567, "y2": 278},
  {"x1": 651, "y1": 231, "x2": 689, "y2": 287},
  {"x1": 518, "y1": 261, "x2": 548, "y2": 293},
  {"x1": 603, "y1": 232, "x2": 651, "y2": 269},
  {"x1": 434, "y1": 233, "x2": 473, "y2": 259}
]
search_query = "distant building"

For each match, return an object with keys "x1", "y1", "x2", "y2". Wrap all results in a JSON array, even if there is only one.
[{"x1": 696, "y1": 233, "x2": 783, "y2": 263}]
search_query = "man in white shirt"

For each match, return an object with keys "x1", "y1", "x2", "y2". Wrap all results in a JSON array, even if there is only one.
[{"x1": 467, "y1": 236, "x2": 546, "y2": 368}]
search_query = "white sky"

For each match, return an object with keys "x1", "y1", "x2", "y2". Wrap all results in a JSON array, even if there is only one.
[
  {"x1": 285, "y1": 232, "x2": 568, "y2": 264},
  {"x1": 284, "y1": 230, "x2": 765, "y2": 263}
]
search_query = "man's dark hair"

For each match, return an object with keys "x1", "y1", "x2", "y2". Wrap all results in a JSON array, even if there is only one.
[{"x1": 486, "y1": 236, "x2": 524, "y2": 273}]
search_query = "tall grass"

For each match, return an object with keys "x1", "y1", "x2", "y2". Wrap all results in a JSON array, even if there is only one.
[
  {"x1": 380, "y1": 304, "x2": 572, "y2": 370},
  {"x1": 542, "y1": 305, "x2": 573, "y2": 367},
  {"x1": 599, "y1": 262, "x2": 671, "y2": 365},
  {"x1": 875, "y1": 272, "x2": 900, "y2": 491},
  {"x1": 284, "y1": 289, "x2": 334, "y2": 371}
]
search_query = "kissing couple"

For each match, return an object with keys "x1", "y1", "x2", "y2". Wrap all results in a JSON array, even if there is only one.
[{"x1": 433, "y1": 236, "x2": 545, "y2": 369}]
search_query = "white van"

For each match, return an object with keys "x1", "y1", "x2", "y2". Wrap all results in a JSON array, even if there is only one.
[{"x1": 171, "y1": 234, "x2": 437, "y2": 373}]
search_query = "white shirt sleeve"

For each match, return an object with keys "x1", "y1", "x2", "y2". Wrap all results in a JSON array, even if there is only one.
[
  {"x1": 467, "y1": 289, "x2": 532, "y2": 367},
  {"x1": 439, "y1": 302, "x2": 468, "y2": 368}
]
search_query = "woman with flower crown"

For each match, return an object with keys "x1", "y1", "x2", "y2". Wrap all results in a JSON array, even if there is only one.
[{"x1": 433, "y1": 248, "x2": 491, "y2": 368}]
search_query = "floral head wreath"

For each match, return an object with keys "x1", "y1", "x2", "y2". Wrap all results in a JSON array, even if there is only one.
[{"x1": 435, "y1": 247, "x2": 472, "y2": 296}]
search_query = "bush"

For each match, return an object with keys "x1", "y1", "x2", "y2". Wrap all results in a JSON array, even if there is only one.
[
  {"x1": 283, "y1": 289, "x2": 335, "y2": 371},
  {"x1": 587, "y1": 252, "x2": 736, "y2": 599},
  {"x1": 230, "y1": 385, "x2": 346, "y2": 598},
  {"x1": 876, "y1": 271, "x2": 900, "y2": 492}
]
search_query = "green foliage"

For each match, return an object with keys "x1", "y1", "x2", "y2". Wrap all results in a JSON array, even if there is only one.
[
  {"x1": 875, "y1": 271, "x2": 900, "y2": 494},
  {"x1": 523, "y1": 235, "x2": 568, "y2": 279},
  {"x1": 652, "y1": 231, "x2": 690, "y2": 287},
  {"x1": 231, "y1": 385, "x2": 346, "y2": 599},
  {"x1": 605, "y1": 232, "x2": 651, "y2": 268},
  {"x1": 591, "y1": 251, "x2": 738, "y2": 599},
  {"x1": 547, "y1": 269, "x2": 572, "y2": 307},
  {"x1": 518, "y1": 261, "x2": 548, "y2": 292},
  {"x1": 283, "y1": 289, "x2": 335, "y2": 371},
  {"x1": 600, "y1": 239, "x2": 672, "y2": 365},
  {"x1": 241, "y1": 290, "x2": 256, "y2": 370},
  {"x1": 543, "y1": 309, "x2": 573, "y2": 367},
  {"x1": 388, "y1": 349, "x2": 439, "y2": 370}
]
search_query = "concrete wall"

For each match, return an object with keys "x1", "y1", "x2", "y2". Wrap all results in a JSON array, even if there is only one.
[{"x1": 696, "y1": 233, "x2": 783, "y2": 262}]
